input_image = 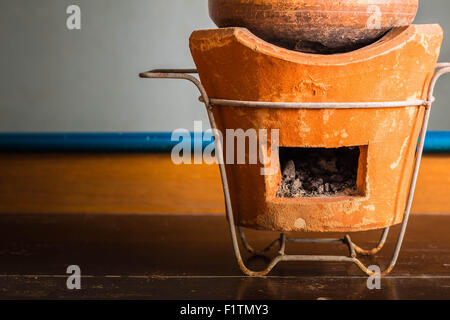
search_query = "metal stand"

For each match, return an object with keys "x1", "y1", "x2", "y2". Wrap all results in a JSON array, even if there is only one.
[{"x1": 140, "y1": 63, "x2": 450, "y2": 276}]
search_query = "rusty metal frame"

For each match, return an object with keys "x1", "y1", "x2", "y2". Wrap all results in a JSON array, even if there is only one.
[{"x1": 140, "y1": 63, "x2": 450, "y2": 277}]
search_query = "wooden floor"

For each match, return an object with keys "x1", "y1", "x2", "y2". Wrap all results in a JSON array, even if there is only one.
[
  {"x1": 0, "y1": 214, "x2": 449, "y2": 299},
  {"x1": 1, "y1": 153, "x2": 449, "y2": 215}
]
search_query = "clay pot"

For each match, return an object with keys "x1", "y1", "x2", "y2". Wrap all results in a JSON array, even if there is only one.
[
  {"x1": 190, "y1": 25, "x2": 443, "y2": 232},
  {"x1": 208, "y1": 0, "x2": 419, "y2": 53}
]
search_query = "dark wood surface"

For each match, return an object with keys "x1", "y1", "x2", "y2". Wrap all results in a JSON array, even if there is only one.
[{"x1": 0, "y1": 214, "x2": 449, "y2": 299}]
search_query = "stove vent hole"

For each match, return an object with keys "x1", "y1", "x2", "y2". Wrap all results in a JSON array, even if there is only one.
[{"x1": 277, "y1": 146, "x2": 361, "y2": 198}]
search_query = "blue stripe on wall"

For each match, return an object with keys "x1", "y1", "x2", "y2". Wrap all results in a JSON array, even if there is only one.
[
  {"x1": 0, "y1": 132, "x2": 213, "y2": 152},
  {"x1": 0, "y1": 131, "x2": 449, "y2": 153},
  {"x1": 423, "y1": 131, "x2": 450, "y2": 153}
]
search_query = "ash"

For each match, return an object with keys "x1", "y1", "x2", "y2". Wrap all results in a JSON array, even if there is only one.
[{"x1": 277, "y1": 147, "x2": 359, "y2": 198}]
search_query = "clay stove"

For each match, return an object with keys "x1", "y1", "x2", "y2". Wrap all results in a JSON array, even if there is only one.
[{"x1": 140, "y1": 1, "x2": 450, "y2": 276}]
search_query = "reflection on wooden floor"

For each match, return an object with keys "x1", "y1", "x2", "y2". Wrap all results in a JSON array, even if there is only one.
[{"x1": 0, "y1": 214, "x2": 449, "y2": 299}]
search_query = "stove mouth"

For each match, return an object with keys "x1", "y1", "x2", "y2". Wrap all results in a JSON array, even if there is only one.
[{"x1": 277, "y1": 146, "x2": 366, "y2": 199}]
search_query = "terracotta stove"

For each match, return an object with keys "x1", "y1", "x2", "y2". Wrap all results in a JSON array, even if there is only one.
[{"x1": 140, "y1": 0, "x2": 450, "y2": 276}]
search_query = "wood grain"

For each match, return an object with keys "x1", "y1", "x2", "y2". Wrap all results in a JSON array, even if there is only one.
[
  {"x1": 0, "y1": 153, "x2": 448, "y2": 215},
  {"x1": 409, "y1": 155, "x2": 450, "y2": 213}
]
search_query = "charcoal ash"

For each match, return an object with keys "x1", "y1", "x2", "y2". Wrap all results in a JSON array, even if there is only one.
[{"x1": 277, "y1": 147, "x2": 360, "y2": 198}]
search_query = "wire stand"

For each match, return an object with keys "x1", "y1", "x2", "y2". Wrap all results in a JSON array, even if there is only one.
[{"x1": 140, "y1": 63, "x2": 450, "y2": 276}]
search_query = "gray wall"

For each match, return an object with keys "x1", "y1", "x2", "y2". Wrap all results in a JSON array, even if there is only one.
[{"x1": 0, "y1": 0, "x2": 449, "y2": 132}]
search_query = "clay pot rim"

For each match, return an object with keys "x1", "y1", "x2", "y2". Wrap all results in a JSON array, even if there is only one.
[
  {"x1": 191, "y1": 24, "x2": 442, "y2": 65},
  {"x1": 210, "y1": 0, "x2": 419, "y2": 19},
  {"x1": 209, "y1": 0, "x2": 419, "y2": 15}
]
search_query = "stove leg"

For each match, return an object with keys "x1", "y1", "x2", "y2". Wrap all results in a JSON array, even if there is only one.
[
  {"x1": 348, "y1": 228, "x2": 390, "y2": 256},
  {"x1": 238, "y1": 227, "x2": 285, "y2": 255},
  {"x1": 230, "y1": 224, "x2": 283, "y2": 277}
]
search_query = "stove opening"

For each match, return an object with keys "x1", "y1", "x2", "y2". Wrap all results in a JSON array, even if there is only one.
[{"x1": 277, "y1": 146, "x2": 363, "y2": 198}]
